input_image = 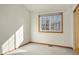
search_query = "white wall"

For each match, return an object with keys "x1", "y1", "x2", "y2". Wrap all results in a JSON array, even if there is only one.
[
  {"x1": 0, "y1": 5, "x2": 30, "y2": 54},
  {"x1": 31, "y1": 5, "x2": 74, "y2": 47}
]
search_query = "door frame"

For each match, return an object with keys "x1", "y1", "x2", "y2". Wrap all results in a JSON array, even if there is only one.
[{"x1": 73, "y1": 4, "x2": 79, "y2": 54}]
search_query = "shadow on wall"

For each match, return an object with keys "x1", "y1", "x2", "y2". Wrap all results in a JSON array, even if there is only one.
[{"x1": 1, "y1": 25, "x2": 24, "y2": 54}]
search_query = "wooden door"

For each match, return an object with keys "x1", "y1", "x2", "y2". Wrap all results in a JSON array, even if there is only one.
[{"x1": 74, "y1": 5, "x2": 79, "y2": 54}]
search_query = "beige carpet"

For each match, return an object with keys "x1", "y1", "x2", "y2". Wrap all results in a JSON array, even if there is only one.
[{"x1": 5, "y1": 43, "x2": 75, "y2": 55}]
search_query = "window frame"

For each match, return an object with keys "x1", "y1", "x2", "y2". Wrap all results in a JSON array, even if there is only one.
[{"x1": 38, "y1": 12, "x2": 63, "y2": 33}]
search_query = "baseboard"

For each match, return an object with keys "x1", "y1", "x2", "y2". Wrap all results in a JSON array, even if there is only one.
[
  {"x1": 31, "y1": 41, "x2": 73, "y2": 49},
  {"x1": 0, "y1": 41, "x2": 73, "y2": 55},
  {"x1": 19, "y1": 42, "x2": 32, "y2": 48},
  {"x1": 0, "y1": 48, "x2": 16, "y2": 55}
]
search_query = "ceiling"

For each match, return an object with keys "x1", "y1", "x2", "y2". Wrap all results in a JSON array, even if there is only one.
[{"x1": 24, "y1": 4, "x2": 74, "y2": 12}]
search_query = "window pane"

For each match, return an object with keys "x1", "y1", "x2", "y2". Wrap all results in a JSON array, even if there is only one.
[{"x1": 39, "y1": 12, "x2": 63, "y2": 33}]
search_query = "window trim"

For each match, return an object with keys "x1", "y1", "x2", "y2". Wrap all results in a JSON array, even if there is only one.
[{"x1": 38, "y1": 12, "x2": 63, "y2": 33}]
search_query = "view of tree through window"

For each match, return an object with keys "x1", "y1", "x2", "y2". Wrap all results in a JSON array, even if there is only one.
[{"x1": 39, "y1": 12, "x2": 63, "y2": 33}]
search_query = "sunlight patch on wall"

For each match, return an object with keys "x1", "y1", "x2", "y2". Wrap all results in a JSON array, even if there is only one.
[
  {"x1": 16, "y1": 26, "x2": 24, "y2": 48},
  {"x1": 2, "y1": 35, "x2": 15, "y2": 53},
  {"x1": 1, "y1": 25, "x2": 24, "y2": 54}
]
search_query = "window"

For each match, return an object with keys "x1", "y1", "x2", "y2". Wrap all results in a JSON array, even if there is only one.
[{"x1": 38, "y1": 12, "x2": 63, "y2": 33}]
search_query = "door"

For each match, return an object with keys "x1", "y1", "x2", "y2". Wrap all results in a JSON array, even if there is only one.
[{"x1": 74, "y1": 5, "x2": 79, "y2": 54}]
